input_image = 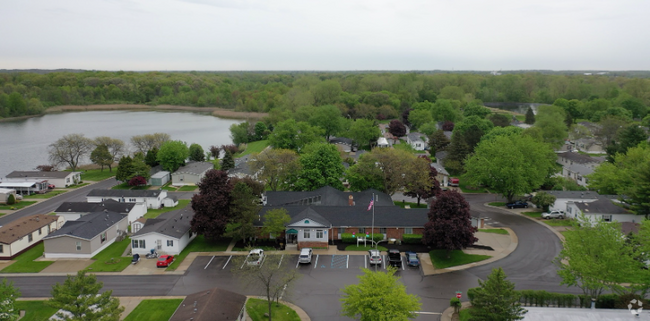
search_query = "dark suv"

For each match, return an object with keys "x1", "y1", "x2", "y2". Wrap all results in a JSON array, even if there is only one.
[
  {"x1": 387, "y1": 249, "x2": 402, "y2": 268},
  {"x1": 506, "y1": 200, "x2": 528, "y2": 209}
]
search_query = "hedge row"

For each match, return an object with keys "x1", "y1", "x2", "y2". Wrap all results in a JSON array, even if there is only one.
[
  {"x1": 402, "y1": 234, "x2": 423, "y2": 244},
  {"x1": 467, "y1": 288, "x2": 643, "y2": 309},
  {"x1": 341, "y1": 233, "x2": 384, "y2": 244}
]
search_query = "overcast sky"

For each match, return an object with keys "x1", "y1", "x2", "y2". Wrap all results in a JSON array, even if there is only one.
[{"x1": 1, "y1": 0, "x2": 649, "y2": 71}]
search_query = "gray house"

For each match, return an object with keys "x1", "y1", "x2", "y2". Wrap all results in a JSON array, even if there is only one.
[
  {"x1": 43, "y1": 211, "x2": 128, "y2": 258},
  {"x1": 149, "y1": 171, "x2": 170, "y2": 186},
  {"x1": 171, "y1": 162, "x2": 213, "y2": 186},
  {"x1": 130, "y1": 206, "x2": 196, "y2": 255}
]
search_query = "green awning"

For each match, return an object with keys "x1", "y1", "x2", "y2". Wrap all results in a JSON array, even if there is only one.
[{"x1": 286, "y1": 229, "x2": 298, "y2": 234}]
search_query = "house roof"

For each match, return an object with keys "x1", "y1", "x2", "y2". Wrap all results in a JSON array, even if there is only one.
[
  {"x1": 5, "y1": 171, "x2": 79, "y2": 179},
  {"x1": 54, "y1": 200, "x2": 135, "y2": 214},
  {"x1": 150, "y1": 171, "x2": 170, "y2": 179},
  {"x1": 407, "y1": 132, "x2": 425, "y2": 142},
  {"x1": 172, "y1": 162, "x2": 213, "y2": 176},
  {"x1": 377, "y1": 137, "x2": 389, "y2": 145},
  {"x1": 557, "y1": 152, "x2": 604, "y2": 164},
  {"x1": 265, "y1": 186, "x2": 392, "y2": 207},
  {"x1": 544, "y1": 190, "x2": 602, "y2": 199},
  {"x1": 329, "y1": 136, "x2": 354, "y2": 145},
  {"x1": 132, "y1": 205, "x2": 194, "y2": 239},
  {"x1": 287, "y1": 208, "x2": 332, "y2": 227},
  {"x1": 0, "y1": 188, "x2": 15, "y2": 194},
  {"x1": 0, "y1": 182, "x2": 44, "y2": 188},
  {"x1": 435, "y1": 151, "x2": 448, "y2": 162},
  {"x1": 574, "y1": 199, "x2": 631, "y2": 215},
  {"x1": 430, "y1": 162, "x2": 449, "y2": 176},
  {"x1": 566, "y1": 163, "x2": 594, "y2": 176},
  {"x1": 443, "y1": 131, "x2": 452, "y2": 140},
  {"x1": 0, "y1": 214, "x2": 60, "y2": 244},
  {"x1": 228, "y1": 155, "x2": 253, "y2": 177},
  {"x1": 45, "y1": 211, "x2": 126, "y2": 241},
  {"x1": 87, "y1": 189, "x2": 164, "y2": 198},
  {"x1": 256, "y1": 205, "x2": 428, "y2": 228},
  {"x1": 168, "y1": 288, "x2": 246, "y2": 321}
]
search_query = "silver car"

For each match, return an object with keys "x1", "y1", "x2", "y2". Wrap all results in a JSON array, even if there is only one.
[
  {"x1": 542, "y1": 210, "x2": 565, "y2": 219},
  {"x1": 246, "y1": 249, "x2": 265, "y2": 266},
  {"x1": 299, "y1": 248, "x2": 312, "y2": 264},
  {"x1": 368, "y1": 249, "x2": 382, "y2": 265}
]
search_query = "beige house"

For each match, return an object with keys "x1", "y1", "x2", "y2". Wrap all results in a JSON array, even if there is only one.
[
  {"x1": 171, "y1": 162, "x2": 213, "y2": 186},
  {"x1": 0, "y1": 214, "x2": 64, "y2": 259},
  {"x1": 0, "y1": 188, "x2": 17, "y2": 204},
  {"x1": 43, "y1": 211, "x2": 128, "y2": 258}
]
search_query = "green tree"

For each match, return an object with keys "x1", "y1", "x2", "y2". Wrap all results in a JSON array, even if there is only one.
[
  {"x1": 261, "y1": 208, "x2": 291, "y2": 238},
  {"x1": 555, "y1": 214, "x2": 639, "y2": 300},
  {"x1": 463, "y1": 133, "x2": 556, "y2": 202},
  {"x1": 488, "y1": 113, "x2": 511, "y2": 127},
  {"x1": 587, "y1": 144, "x2": 650, "y2": 195},
  {"x1": 7, "y1": 92, "x2": 26, "y2": 117},
  {"x1": 628, "y1": 162, "x2": 650, "y2": 218},
  {"x1": 347, "y1": 148, "x2": 412, "y2": 195},
  {"x1": 312, "y1": 80, "x2": 342, "y2": 105},
  {"x1": 408, "y1": 109, "x2": 434, "y2": 130},
  {"x1": 94, "y1": 136, "x2": 125, "y2": 165},
  {"x1": 225, "y1": 182, "x2": 260, "y2": 245},
  {"x1": 609, "y1": 125, "x2": 649, "y2": 159},
  {"x1": 294, "y1": 143, "x2": 345, "y2": 191},
  {"x1": 445, "y1": 115, "x2": 493, "y2": 172},
  {"x1": 341, "y1": 268, "x2": 421, "y2": 321},
  {"x1": 534, "y1": 105, "x2": 568, "y2": 148},
  {"x1": 463, "y1": 100, "x2": 491, "y2": 118},
  {"x1": 48, "y1": 270, "x2": 124, "y2": 321},
  {"x1": 254, "y1": 122, "x2": 269, "y2": 141},
  {"x1": 268, "y1": 119, "x2": 324, "y2": 151},
  {"x1": 90, "y1": 144, "x2": 113, "y2": 172},
  {"x1": 531, "y1": 191, "x2": 556, "y2": 212},
  {"x1": 308, "y1": 105, "x2": 343, "y2": 139},
  {"x1": 431, "y1": 99, "x2": 462, "y2": 123},
  {"x1": 115, "y1": 156, "x2": 134, "y2": 182},
  {"x1": 188, "y1": 143, "x2": 205, "y2": 162},
  {"x1": 131, "y1": 152, "x2": 151, "y2": 180},
  {"x1": 524, "y1": 107, "x2": 535, "y2": 124},
  {"x1": 469, "y1": 267, "x2": 527, "y2": 321},
  {"x1": 347, "y1": 118, "x2": 381, "y2": 149},
  {"x1": 144, "y1": 147, "x2": 159, "y2": 167},
  {"x1": 230, "y1": 122, "x2": 251, "y2": 145},
  {"x1": 157, "y1": 140, "x2": 189, "y2": 172},
  {"x1": 427, "y1": 129, "x2": 450, "y2": 154},
  {"x1": 5, "y1": 194, "x2": 15, "y2": 206},
  {"x1": 0, "y1": 279, "x2": 20, "y2": 321},
  {"x1": 221, "y1": 150, "x2": 235, "y2": 171},
  {"x1": 248, "y1": 149, "x2": 301, "y2": 191}
]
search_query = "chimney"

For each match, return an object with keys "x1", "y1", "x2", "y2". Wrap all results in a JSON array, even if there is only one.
[{"x1": 348, "y1": 195, "x2": 354, "y2": 206}]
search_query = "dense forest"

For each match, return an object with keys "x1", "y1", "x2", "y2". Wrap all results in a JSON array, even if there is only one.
[{"x1": 0, "y1": 70, "x2": 649, "y2": 122}]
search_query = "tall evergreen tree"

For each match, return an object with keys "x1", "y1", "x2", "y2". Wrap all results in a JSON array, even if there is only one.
[
  {"x1": 144, "y1": 147, "x2": 159, "y2": 167},
  {"x1": 525, "y1": 107, "x2": 535, "y2": 125},
  {"x1": 115, "y1": 156, "x2": 134, "y2": 182},
  {"x1": 470, "y1": 267, "x2": 527, "y2": 321},
  {"x1": 221, "y1": 151, "x2": 235, "y2": 171},
  {"x1": 189, "y1": 143, "x2": 206, "y2": 162},
  {"x1": 48, "y1": 270, "x2": 124, "y2": 321}
]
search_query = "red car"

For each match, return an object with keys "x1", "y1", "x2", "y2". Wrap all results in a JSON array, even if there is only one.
[
  {"x1": 48, "y1": 184, "x2": 56, "y2": 189},
  {"x1": 156, "y1": 255, "x2": 174, "y2": 267}
]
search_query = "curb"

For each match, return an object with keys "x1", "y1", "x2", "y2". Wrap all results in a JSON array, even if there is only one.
[{"x1": 483, "y1": 203, "x2": 565, "y2": 243}]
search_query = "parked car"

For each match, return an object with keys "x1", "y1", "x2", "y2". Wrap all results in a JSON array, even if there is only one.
[
  {"x1": 131, "y1": 254, "x2": 140, "y2": 265},
  {"x1": 405, "y1": 251, "x2": 420, "y2": 267},
  {"x1": 449, "y1": 178, "x2": 460, "y2": 187},
  {"x1": 387, "y1": 249, "x2": 402, "y2": 268},
  {"x1": 299, "y1": 248, "x2": 312, "y2": 264},
  {"x1": 506, "y1": 201, "x2": 528, "y2": 209},
  {"x1": 368, "y1": 249, "x2": 382, "y2": 265},
  {"x1": 156, "y1": 255, "x2": 174, "y2": 267},
  {"x1": 542, "y1": 210, "x2": 565, "y2": 219},
  {"x1": 48, "y1": 184, "x2": 56, "y2": 189},
  {"x1": 246, "y1": 249, "x2": 265, "y2": 266}
]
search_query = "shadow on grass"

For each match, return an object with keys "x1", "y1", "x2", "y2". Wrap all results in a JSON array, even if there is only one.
[
  {"x1": 429, "y1": 249, "x2": 490, "y2": 269},
  {"x1": 84, "y1": 238, "x2": 132, "y2": 272}
]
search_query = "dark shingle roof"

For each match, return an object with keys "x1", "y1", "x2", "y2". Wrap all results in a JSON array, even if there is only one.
[
  {"x1": 169, "y1": 288, "x2": 246, "y2": 321},
  {"x1": 54, "y1": 200, "x2": 135, "y2": 214},
  {"x1": 6, "y1": 171, "x2": 77, "y2": 179},
  {"x1": 172, "y1": 162, "x2": 213, "y2": 175},
  {"x1": 132, "y1": 205, "x2": 194, "y2": 239},
  {"x1": 87, "y1": 189, "x2": 163, "y2": 198},
  {"x1": 544, "y1": 191, "x2": 618, "y2": 200},
  {"x1": 574, "y1": 199, "x2": 631, "y2": 215},
  {"x1": 0, "y1": 214, "x2": 60, "y2": 244},
  {"x1": 329, "y1": 137, "x2": 354, "y2": 145},
  {"x1": 265, "y1": 186, "x2": 392, "y2": 207},
  {"x1": 45, "y1": 211, "x2": 126, "y2": 240},
  {"x1": 557, "y1": 152, "x2": 603, "y2": 164}
]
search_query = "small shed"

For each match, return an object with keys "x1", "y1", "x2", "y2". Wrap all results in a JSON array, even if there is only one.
[
  {"x1": 149, "y1": 171, "x2": 170, "y2": 186},
  {"x1": 0, "y1": 188, "x2": 17, "y2": 204}
]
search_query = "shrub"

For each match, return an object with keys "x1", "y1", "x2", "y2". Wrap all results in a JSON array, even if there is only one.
[
  {"x1": 615, "y1": 293, "x2": 645, "y2": 309},
  {"x1": 402, "y1": 234, "x2": 423, "y2": 244},
  {"x1": 341, "y1": 233, "x2": 383, "y2": 244},
  {"x1": 449, "y1": 297, "x2": 462, "y2": 313},
  {"x1": 467, "y1": 287, "x2": 478, "y2": 304},
  {"x1": 596, "y1": 294, "x2": 618, "y2": 309},
  {"x1": 6, "y1": 193, "x2": 16, "y2": 205}
]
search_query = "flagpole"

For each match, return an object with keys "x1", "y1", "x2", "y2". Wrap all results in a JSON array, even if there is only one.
[{"x1": 371, "y1": 193, "x2": 375, "y2": 248}]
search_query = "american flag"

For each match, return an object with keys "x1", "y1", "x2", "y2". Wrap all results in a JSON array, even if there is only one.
[{"x1": 367, "y1": 197, "x2": 374, "y2": 211}]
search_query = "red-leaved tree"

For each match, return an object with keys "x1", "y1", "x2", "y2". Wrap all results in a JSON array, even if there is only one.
[
  {"x1": 388, "y1": 119, "x2": 407, "y2": 138},
  {"x1": 422, "y1": 191, "x2": 477, "y2": 258},
  {"x1": 128, "y1": 176, "x2": 147, "y2": 186},
  {"x1": 190, "y1": 170, "x2": 234, "y2": 241},
  {"x1": 442, "y1": 121, "x2": 455, "y2": 131}
]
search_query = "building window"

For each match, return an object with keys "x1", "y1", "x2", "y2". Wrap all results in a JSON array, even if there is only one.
[
  {"x1": 38, "y1": 228, "x2": 42, "y2": 235},
  {"x1": 316, "y1": 230, "x2": 324, "y2": 239},
  {"x1": 28, "y1": 233, "x2": 33, "y2": 242},
  {"x1": 304, "y1": 230, "x2": 311, "y2": 239},
  {"x1": 358, "y1": 228, "x2": 365, "y2": 234},
  {"x1": 379, "y1": 228, "x2": 387, "y2": 234},
  {"x1": 167, "y1": 240, "x2": 174, "y2": 247},
  {"x1": 404, "y1": 228, "x2": 413, "y2": 234},
  {"x1": 0, "y1": 245, "x2": 3, "y2": 253},
  {"x1": 602, "y1": 215, "x2": 612, "y2": 222},
  {"x1": 100, "y1": 232, "x2": 107, "y2": 243},
  {"x1": 76, "y1": 242, "x2": 82, "y2": 251},
  {"x1": 132, "y1": 239, "x2": 146, "y2": 249}
]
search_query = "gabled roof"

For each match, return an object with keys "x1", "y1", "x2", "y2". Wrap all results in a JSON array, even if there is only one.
[
  {"x1": 169, "y1": 288, "x2": 246, "y2": 321},
  {"x1": 45, "y1": 211, "x2": 126, "y2": 240},
  {"x1": 229, "y1": 155, "x2": 253, "y2": 177},
  {"x1": 544, "y1": 190, "x2": 602, "y2": 199},
  {"x1": 574, "y1": 199, "x2": 631, "y2": 215},
  {"x1": 0, "y1": 214, "x2": 60, "y2": 244},
  {"x1": 407, "y1": 132, "x2": 425, "y2": 142},
  {"x1": 265, "y1": 186, "x2": 392, "y2": 207},
  {"x1": 565, "y1": 163, "x2": 594, "y2": 176},
  {"x1": 87, "y1": 189, "x2": 163, "y2": 198},
  {"x1": 132, "y1": 205, "x2": 194, "y2": 239},
  {"x1": 5, "y1": 171, "x2": 79, "y2": 179},
  {"x1": 54, "y1": 200, "x2": 135, "y2": 214},
  {"x1": 431, "y1": 162, "x2": 449, "y2": 176},
  {"x1": 0, "y1": 188, "x2": 15, "y2": 194},
  {"x1": 329, "y1": 136, "x2": 354, "y2": 145},
  {"x1": 557, "y1": 152, "x2": 604, "y2": 164},
  {"x1": 287, "y1": 208, "x2": 332, "y2": 227},
  {"x1": 150, "y1": 171, "x2": 170, "y2": 179},
  {"x1": 0, "y1": 182, "x2": 45, "y2": 188},
  {"x1": 172, "y1": 162, "x2": 213, "y2": 176}
]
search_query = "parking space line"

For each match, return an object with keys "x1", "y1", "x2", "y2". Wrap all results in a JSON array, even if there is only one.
[
  {"x1": 240, "y1": 259, "x2": 246, "y2": 269},
  {"x1": 204, "y1": 255, "x2": 215, "y2": 269},
  {"x1": 364, "y1": 255, "x2": 367, "y2": 269},
  {"x1": 278, "y1": 254, "x2": 284, "y2": 268},
  {"x1": 314, "y1": 255, "x2": 319, "y2": 269},
  {"x1": 222, "y1": 255, "x2": 232, "y2": 270},
  {"x1": 296, "y1": 257, "x2": 300, "y2": 269},
  {"x1": 401, "y1": 257, "x2": 405, "y2": 271},
  {"x1": 383, "y1": 255, "x2": 386, "y2": 270},
  {"x1": 346, "y1": 255, "x2": 349, "y2": 269}
]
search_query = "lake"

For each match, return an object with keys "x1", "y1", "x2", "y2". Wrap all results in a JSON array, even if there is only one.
[
  {"x1": 0, "y1": 110, "x2": 243, "y2": 177},
  {"x1": 483, "y1": 102, "x2": 547, "y2": 114}
]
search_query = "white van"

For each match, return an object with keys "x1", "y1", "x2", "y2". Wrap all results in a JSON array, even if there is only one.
[{"x1": 299, "y1": 248, "x2": 313, "y2": 264}]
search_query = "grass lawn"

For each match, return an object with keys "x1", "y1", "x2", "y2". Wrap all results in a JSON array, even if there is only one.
[
  {"x1": 85, "y1": 238, "x2": 132, "y2": 272},
  {"x1": 479, "y1": 228, "x2": 508, "y2": 235},
  {"x1": 144, "y1": 200, "x2": 191, "y2": 219},
  {"x1": 111, "y1": 183, "x2": 151, "y2": 190},
  {"x1": 393, "y1": 142, "x2": 418, "y2": 154},
  {"x1": 459, "y1": 182, "x2": 489, "y2": 193},
  {"x1": 166, "y1": 236, "x2": 230, "y2": 271},
  {"x1": 24, "y1": 190, "x2": 68, "y2": 199},
  {"x1": 488, "y1": 202, "x2": 506, "y2": 207},
  {"x1": 177, "y1": 185, "x2": 197, "y2": 192},
  {"x1": 123, "y1": 299, "x2": 183, "y2": 321},
  {"x1": 393, "y1": 201, "x2": 428, "y2": 208},
  {"x1": 236, "y1": 140, "x2": 270, "y2": 157},
  {"x1": 0, "y1": 201, "x2": 37, "y2": 211},
  {"x1": 161, "y1": 183, "x2": 178, "y2": 191},
  {"x1": 459, "y1": 308, "x2": 472, "y2": 321},
  {"x1": 1, "y1": 243, "x2": 54, "y2": 273},
  {"x1": 522, "y1": 211, "x2": 542, "y2": 218},
  {"x1": 545, "y1": 219, "x2": 573, "y2": 227},
  {"x1": 78, "y1": 169, "x2": 116, "y2": 181},
  {"x1": 345, "y1": 245, "x2": 387, "y2": 251},
  {"x1": 15, "y1": 301, "x2": 58, "y2": 321},
  {"x1": 246, "y1": 298, "x2": 301, "y2": 321},
  {"x1": 65, "y1": 183, "x2": 90, "y2": 189},
  {"x1": 429, "y1": 249, "x2": 491, "y2": 269}
]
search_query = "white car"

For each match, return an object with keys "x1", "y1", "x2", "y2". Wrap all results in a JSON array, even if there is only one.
[
  {"x1": 542, "y1": 210, "x2": 565, "y2": 219},
  {"x1": 246, "y1": 249, "x2": 265, "y2": 266},
  {"x1": 368, "y1": 249, "x2": 382, "y2": 265},
  {"x1": 299, "y1": 248, "x2": 312, "y2": 264}
]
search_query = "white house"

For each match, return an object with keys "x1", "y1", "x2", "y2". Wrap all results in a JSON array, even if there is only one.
[
  {"x1": 406, "y1": 132, "x2": 427, "y2": 151},
  {"x1": 282, "y1": 208, "x2": 332, "y2": 250},
  {"x1": 556, "y1": 152, "x2": 604, "y2": 187},
  {"x1": 0, "y1": 214, "x2": 64, "y2": 259},
  {"x1": 148, "y1": 171, "x2": 170, "y2": 186},
  {"x1": 544, "y1": 190, "x2": 604, "y2": 212},
  {"x1": 54, "y1": 200, "x2": 147, "y2": 224},
  {"x1": 4, "y1": 171, "x2": 81, "y2": 188},
  {"x1": 377, "y1": 137, "x2": 390, "y2": 148},
  {"x1": 0, "y1": 188, "x2": 17, "y2": 204},
  {"x1": 431, "y1": 162, "x2": 449, "y2": 187},
  {"x1": 171, "y1": 162, "x2": 213, "y2": 186},
  {"x1": 86, "y1": 189, "x2": 169, "y2": 209},
  {"x1": 0, "y1": 181, "x2": 48, "y2": 195},
  {"x1": 566, "y1": 199, "x2": 639, "y2": 223},
  {"x1": 130, "y1": 206, "x2": 196, "y2": 255}
]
